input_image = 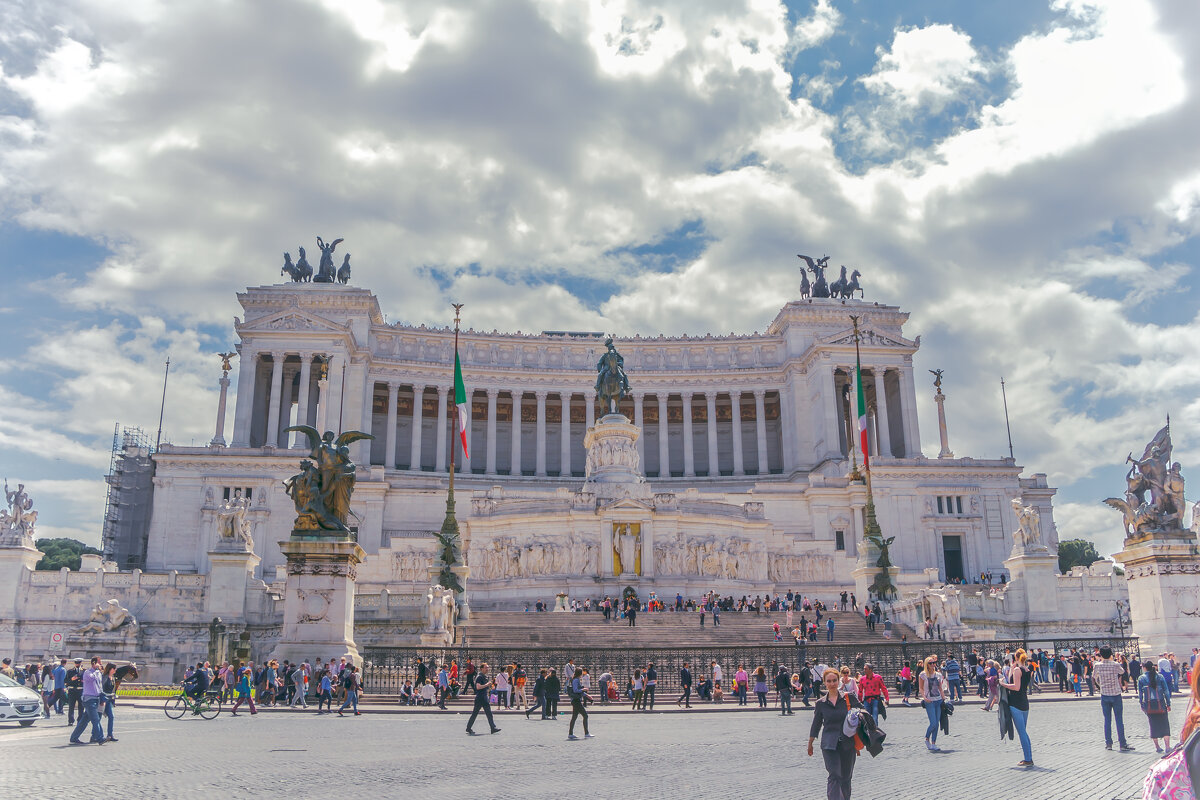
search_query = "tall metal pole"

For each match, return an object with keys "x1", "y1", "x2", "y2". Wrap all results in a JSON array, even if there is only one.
[
  {"x1": 1000, "y1": 377, "x2": 1014, "y2": 460},
  {"x1": 155, "y1": 357, "x2": 170, "y2": 450}
]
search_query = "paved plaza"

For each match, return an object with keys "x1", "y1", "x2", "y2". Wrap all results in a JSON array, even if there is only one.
[{"x1": 1, "y1": 696, "x2": 1173, "y2": 799}]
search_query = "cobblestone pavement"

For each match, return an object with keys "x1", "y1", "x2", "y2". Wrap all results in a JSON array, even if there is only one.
[{"x1": 1, "y1": 697, "x2": 1177, "y2": 799}]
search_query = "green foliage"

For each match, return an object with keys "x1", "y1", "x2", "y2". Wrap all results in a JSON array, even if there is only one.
[
  {"x1": 1058, "y1": 538, "x2": 1102, "y2": 574},
  {"x1": 34, "y1": 538, "x2": 102, "y2": 571}
]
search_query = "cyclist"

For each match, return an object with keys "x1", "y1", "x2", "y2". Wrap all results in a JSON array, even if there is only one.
[{"x1": 183, "y1": 661, "x2": 210, "y2": 703}]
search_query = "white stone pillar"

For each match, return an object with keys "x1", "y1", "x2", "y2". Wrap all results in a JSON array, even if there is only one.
[
  {"x1": 486, "y1": 389, "x2": 499, "y2": 474},
  {"x1": 705, "y1": 390, "x2": 719, "y2": 476},
  {"x1": 873, "y1": 368, "x2": 892, "y2": 457},
  {"x1": 315, "y1": 358, "x2": 330, "y2": 433},
  {"x1": 560, "y1": 392, "x2": 572, "y2": 476},
  {"x1": 384, "y1": 382, "x2": 399, "y2": 469},
  {"x1": 682, "y1": 393, "x2": 695, "y2": 477},
  {"x1": 435, "y1": 385, "x2": 448, "y2": 473},
  {"x1": 824, "y1": 363, "x2": 840, "y2": 457},
  {"x1": 265, "y1": 351, "x2": 286, "y2": 448},
  {"x1": 326, "y1": 353, "x2": 346, "y2": 433},
  {"x1": 511, "y1": 393, "x2": 523, "y2": 475},
  {"x1": 585, "y1": 391, "x2": 595, "y2": 430},
  {"x1": 731, "y1": 391, "x2": 744, "y2": 476},
  {"x1": 231, "y1": 349, "x2": 258, "y2": 446},
  {"x1": 535, "y1": 391, "x2": 548, "y2": 477},
  {"x1": 212, "y1": 372, "x2": 231, "y2": 446},
  {"x1": 409, "y1": 384, "x2": 425, "y2": 470},
  {"x1": 754, "y1": 389, "x2": 769, "y2": 475},
  {"x1": 633, "y1": 391, "x2": 645, "y2": 466},
  {"x1": 898, "y1": 366, "x2": 921, "y2": 457},
  {"x1": 657, "y1": 393, "x2": 669, "y2": 477},
  {"x1": 292, "y1": 353, "x2": 313, "y2": 446}
]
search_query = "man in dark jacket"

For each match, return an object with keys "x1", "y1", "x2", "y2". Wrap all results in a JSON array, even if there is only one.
[
  {"x1": 465, "y1": 663, "x2": 500, "y2": 735},
  {"x1": 65, "y1": 658, "x2": 84, "y2": 724},
  {"x1": 775, "y1": 666, "x2": 793, "y2": 715},
  {"x1": 677, "y1": 662, "x2": 692, "y2": 708}
]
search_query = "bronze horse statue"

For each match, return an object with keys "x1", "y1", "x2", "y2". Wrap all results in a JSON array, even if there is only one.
[{"x1": 595, "y1": 338, "x2": 631, "y2": 415}]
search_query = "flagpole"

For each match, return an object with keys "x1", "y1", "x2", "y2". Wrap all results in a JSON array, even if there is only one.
[
  {"x1": 435, "y1": 303, "x2": 468, "y2": 620},
  {"x1": 850, "y1": 314, "x2": 894, "y2": 600}
]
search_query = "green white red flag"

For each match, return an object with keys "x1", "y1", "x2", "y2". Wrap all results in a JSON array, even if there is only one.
[
  {"x1": 454, "y1": 348, "x2": 469, "y2": 458},
  {"x1": 855, "y1": 359, "x2": 869, "y2": 472}
]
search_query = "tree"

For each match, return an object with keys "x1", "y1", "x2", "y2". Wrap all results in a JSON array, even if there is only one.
[
  {"x1": 34, "y1": 538, "x2": 101, "y2": 571},
  {"x1": 1058, "y1": 538, "x2": 1102, "y2": 574}
]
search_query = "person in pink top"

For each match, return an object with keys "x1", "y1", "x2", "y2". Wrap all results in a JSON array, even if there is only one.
[{"x1": 735, "y1": 666, "x2": 749, "y2": 706}]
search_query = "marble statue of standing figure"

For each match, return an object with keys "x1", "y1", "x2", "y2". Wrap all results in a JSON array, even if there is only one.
[
  {"x1": 216, "y1": 489, "x2": 253, "y2": 547},
  {"x1": 1010, "y1": 497, "x2": 1044, "y2": 551}
]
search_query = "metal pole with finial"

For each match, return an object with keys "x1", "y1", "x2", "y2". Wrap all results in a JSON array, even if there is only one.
[
  {"x1": 1001, "y1": 377, "x2": 1014, "y2": 460},
  {"x1": 155, "y1": 357, "x2": 170, "y2": 451},
  {"x1": 436, "y1": 302, "x2": 469, "y2": 621}
]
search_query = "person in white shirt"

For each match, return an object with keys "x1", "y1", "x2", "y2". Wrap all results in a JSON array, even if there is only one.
[
  {"x1": 495, "y1": 667, "x2": 511, "y2": 708},
  {"x1": 711, "y1": 662, "x2": 723, "y2": 690}
]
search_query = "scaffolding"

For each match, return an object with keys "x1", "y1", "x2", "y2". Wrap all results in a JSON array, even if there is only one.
[{"x1": 100, "y1": 424, "x2": 156, "y2": 570}]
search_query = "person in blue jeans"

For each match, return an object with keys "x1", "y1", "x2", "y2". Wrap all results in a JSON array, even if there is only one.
[
  {"x1": 918, "y1": 655, "x2": 947, "y2": 752},
  {"x1": 826, "y1": 617, "x2": 835, "y2": 642},
  {"x1": 943, "y1": 656, "x2": 963, "y2": 702},
  {"x1": 1001, "y1": 650, "x2": 1036, "y2": 767},
  {"x1": 337, "y1": 665, "x2": 361, "y2": 716},
  {"x1": 68, "y1": 657, "x2": 106, "y2": 746}
]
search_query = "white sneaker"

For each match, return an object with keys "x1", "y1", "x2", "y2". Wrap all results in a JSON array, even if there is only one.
[
  {"x1": 925, "y1": 739, "x2": 933, "y2": 751},
  {"x1": 585, "y1": 733, "x2": 595, "y2": 738},
  {"x1": 568, "y1": 734, "x2": 579, "y2": 740}
]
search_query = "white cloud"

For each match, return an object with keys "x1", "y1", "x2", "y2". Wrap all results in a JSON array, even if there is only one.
[
  {"x1": 792, "y1": 0, "x2": 841, "y2": 52},
  {"x1": 860, "y1": 24, "x2": 983, "y2": 111}
]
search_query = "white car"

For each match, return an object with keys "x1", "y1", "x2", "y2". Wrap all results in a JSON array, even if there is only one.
[{"x1": 0, "y1": 673, "x2": 43, "y2": 726}]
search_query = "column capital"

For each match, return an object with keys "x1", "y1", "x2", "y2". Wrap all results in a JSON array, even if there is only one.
[
  {"x1": 534, "y1": 390, "x2": 548, "y2": 401},
  {"x1": 387, "y1": 381, "x2": 400, "y2": 394},
  {"x1": 435, "y1": 384, "x2": 449, "y2": 395},
  {"x1": 486, "y1": 387, "x2": 500, "y2": 399},
  {"x1": 410, "y1": 382, "x2": 426, "y2": 393},
  {"x1": 704, "y1": 390, "x2": 717, "y2": 401},
  {"x1": 270, "y1": 350, "x2": 287, "y2": 361},
  {"x1": 753, "y1": 388, "x2": 767, "y2": 399},
  {"x1": 657, "y1": 393, "x2": 668, "y2": 406}
]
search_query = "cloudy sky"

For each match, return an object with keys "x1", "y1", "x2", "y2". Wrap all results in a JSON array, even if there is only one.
[{"x1": 1, "y1": 0, "x2": 1197, "y2": 559}]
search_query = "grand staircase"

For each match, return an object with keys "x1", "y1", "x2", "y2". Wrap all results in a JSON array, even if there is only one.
[{"x1": 459, "y1": 609, "x2": 916, "y2": 648}]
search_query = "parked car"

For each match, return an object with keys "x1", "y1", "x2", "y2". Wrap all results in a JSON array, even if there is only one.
[{"x1": 0, "y1": 672, "x2": 42, "y2": 726}]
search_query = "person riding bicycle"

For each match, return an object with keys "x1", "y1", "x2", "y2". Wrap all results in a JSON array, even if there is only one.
[{"x1": 183, "y1": 662, "x2": 210, "y2": 701}]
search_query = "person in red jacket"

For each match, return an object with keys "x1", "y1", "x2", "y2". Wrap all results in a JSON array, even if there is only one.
[{"x1": 858, "y1": 664, "x2": 889, "y2": 723}]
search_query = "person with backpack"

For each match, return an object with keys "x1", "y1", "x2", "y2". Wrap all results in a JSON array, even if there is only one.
[
  {"x1": 807, "y1": 667, "x2": 864, "y2": 800},
  {"x1": 1139, "y1": 660, "x2": 1174, "y2": 753},
  {"x1": 1142, "y1": 663, "x2": 1200, "y2": 799},
  {"x1": 337, "y1": 665, "x2": 362, "y2": 717},
  {"x1": 526, "y1": 668, "x2": 548, "y2": 719}
]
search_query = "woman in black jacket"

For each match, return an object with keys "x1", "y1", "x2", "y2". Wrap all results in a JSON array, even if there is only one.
[
  {"x1": 544, "y1": 668, "x2": 562, "y2": 719},
  {"x1": 525, "y1": 669, "x2": 547, "y2": 719},
  {"x1": 807, "y1": 668, "x2": 863, "y2": 800}
]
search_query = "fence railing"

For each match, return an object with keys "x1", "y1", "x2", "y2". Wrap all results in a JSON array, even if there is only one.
[{"x1": 360, "y1": 636, "x2": 1139, "y2": 695}]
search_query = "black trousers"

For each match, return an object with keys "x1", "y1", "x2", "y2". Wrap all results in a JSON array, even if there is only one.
[
  {"x1": 822, "y1": 740, "x2": 857, "y2": 800},
  {"x1": 678, "y1": 685, "x2": 691, "y2": 706},
  {"x1": 66, "y1": 689, "x2": 82, "y2": 723},
  {"x1": 528, "y1": 693, "x2": 545, "y2": 717},
  {"x1": 569, "y1": 697, "x2": 589, "y2": 734},
  {"x1": 466, "y1": 693, "x2": 496, "y2": 731},
  {"x1": 546, "y1": 696, "x2": 559, "y2": 717},
  {"x1": 644, "y1": 685, "x2": 655, "y2": 709}
]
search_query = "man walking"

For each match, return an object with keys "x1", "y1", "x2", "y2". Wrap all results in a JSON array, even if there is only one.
[
  {"x1": 466, "y1": 663, "x2": 500, "y2": 734},
  {"x1": 677, "y1": 662, "x2": 692, "y2": 708},
  {"x1": 944, "y1": 655, "x2": 963, "y2": 702},
  {"x1": 52, "y1": 658, "x2": 67, "y2": 715},
  {"x1": 1095, "y1": 647, "x2": 1134, "y2": 751},
  {"x1": 775, "y1": 665, "x2": 793, "y2": 715},
  {"x1": 68, "y1": 656, "x2": 105, "y2": 745}
]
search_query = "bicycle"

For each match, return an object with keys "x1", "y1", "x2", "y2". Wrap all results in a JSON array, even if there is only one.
[{"x1": 163, "y1": 685, "x2": 223, "y2": 720}]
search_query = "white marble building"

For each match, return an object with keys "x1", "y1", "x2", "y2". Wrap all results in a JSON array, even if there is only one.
[{"x1": 146, "y1": 282, "x2": 1064, "y2": 603}]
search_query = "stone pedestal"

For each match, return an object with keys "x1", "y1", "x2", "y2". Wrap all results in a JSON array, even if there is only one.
[
  {"x1": 553, "y1": 593, "x2": 569, "y2": 612},
  {"x1": 582, "y1": 414, "x2": 651, "y2": 500},
  {"x1": 272, "y1": 537, "x2": 365, "y2": 668},
  {"x1": 1114, "y1": 535, "x2": 1200, "y2": 656},
  {"x1": 206, "y1": 547, "x2": 261, "y2": 619},
  {"x1": 852, "y1": 563, "x2": 899, "y2": 603},
  {"x1": 1002, "y1": 550, "x2": 1060, "y2": 624},
  {"x1": 0, "y1": 540, "x2": 41, "y2": 658}
]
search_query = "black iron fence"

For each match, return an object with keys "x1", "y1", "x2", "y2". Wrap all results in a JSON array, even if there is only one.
[{"x1": 360, "y1": 636, "x2": 1139, "y2": 695}]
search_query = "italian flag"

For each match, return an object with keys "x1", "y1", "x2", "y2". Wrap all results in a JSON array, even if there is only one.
[
  {"x1": 855, "y1": 360, "x2": 869, "y2": 472},
  {"x1": 454, "y1": 348, "x2": 469, "y2": 459}
]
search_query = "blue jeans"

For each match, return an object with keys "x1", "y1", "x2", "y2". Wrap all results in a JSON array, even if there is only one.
[
  {"x1": 70, "y1": 696, "x2": 104, "y2": 743},
  {"x1": 864, "y1": 696, "x2": 883, "y2": 723},
  {"x1": 924, "y1": 699, "x2": 942, "y2": 743},
  {"x1": 1101, "y1": 695, "x2": 1127, "y2": 746},
  {"x1": 338, "y1": 689, "x2": 358, "y2": 712},
  {"x1": 102, "y1": 698, "x2": 115, "y2": 738},
  {"x1": 1010, "y1": 705, "x2": 1033, "y2": 762},
  {"x1": 947, "y1": 678, "x2": 963, "y2": 701}
]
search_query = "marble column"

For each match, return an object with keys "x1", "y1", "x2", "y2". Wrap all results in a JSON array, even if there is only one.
[
  {"x1": 682, "y1": 393, "x2": 695, "y2": 477},
  {"x1": 560, "y1": 392, "x2": 572, "y2": 476},
  {"x1": 824, "y1": 363, "x2": 840, "y2": 457},
  {"x1": 898, "y1": 366, "x2": 921, "y2": 456},
  {"x1": 873, "y1": 368, "x2": 892, "y2": 457},
  {"x1": 315, "y1": 358, "x2": 330, "y2": 432},
  {"x1": 265, "y1": 352, "x2": 286, "y2": 448},
  {"x1": 935, "y1": 383, "x2": 954, "y2": 459},
  {"x1": 211, "y1": 371, "x2": 231, "y2": 446},
  {"x1": 486, "y1": 389, "x2": 499, "y2": 474},
  {"x1": 705, "y1": 391, "x2": 719, "y2": 476},
  {"x1": 535, "y1": 391, "x2": 547, "y2": 477},
  {"x1": 434, "y1": 385, "x2": 448, "y2": 473},
  {"x1": 231, "y1": 349, "x2": 258, "y2": 447},
  {"x1": 293, "y1": 353, "x2": 313, "y2": 446},
  {"x1": 409, "y1": 384, "x2": 425, "y2": 470},
  {"x1": 754, "y1": 389, "x2": 769, "y2": 475},
  {"x1": 731, "y1": 390, "x2": 745, "y2": 476},
  {"x1": 657, "y1": 394, "x2": 669, "y2": 478},
  {"x1": 585, "y1": 391, "x2": 595, "y2": 431},
  {"x1": 511, "y1": 393, "x2": 523, "y2": 476},
  {"x1": 326, "y1": 354, "x2": 345, "y2": 434},
  {"x1": 633, "y1": 392, "x2": 645, "y2": 466},
  {"x1": 384, "y1": 382, "x2": 399, "y2": 469}
]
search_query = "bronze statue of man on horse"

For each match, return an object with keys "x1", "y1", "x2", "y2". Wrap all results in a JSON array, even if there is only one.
[{"x1": 595, "y1": 338, "x2": 632, "y2": 415}]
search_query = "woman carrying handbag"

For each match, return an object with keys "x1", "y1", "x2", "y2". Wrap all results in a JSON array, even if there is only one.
[
  {"x1": 918, "y1": 655, "x2": 949, "y2": 752},
  {"x1": 808, "y1": 668, "x2": 865, "y2": 800}
]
